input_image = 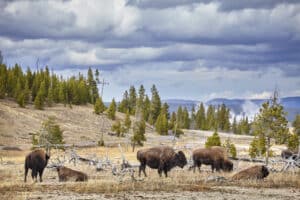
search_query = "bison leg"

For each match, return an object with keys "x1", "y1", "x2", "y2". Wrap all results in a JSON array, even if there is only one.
[
  {"x1": 158, "y1": 169, "x2": 162, "y2": 177},
  {"x1": 38, "y1": 168, "x2": 44, "y2": 182},
  {"x1": 24, "y1": 167, "x2": 28, "y2": 182},
  {"x1": 163, "y1": 169, "x2": 168, "y2": 177},
  {"x1": 31, "y1": 167, "x2": 38, "y2": 182},
  {"x1": 139, "y1": 164, "x2": 147, "y2": 177}
]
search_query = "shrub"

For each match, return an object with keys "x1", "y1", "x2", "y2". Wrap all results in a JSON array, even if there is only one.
[{"x1": 205, "y1": 131, "x2": 221, "y2": 148}]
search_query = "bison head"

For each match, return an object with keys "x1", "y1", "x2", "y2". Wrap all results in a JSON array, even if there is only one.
[
  {"x1": 261, "y1": 165, "x2": 269, "y2": 178},
  {"x1": 222, "y1": 159, "x2": 233, "y2": 172},
  {"x1": 175, "y1": 151, "x2": 187, "y2": 168}
]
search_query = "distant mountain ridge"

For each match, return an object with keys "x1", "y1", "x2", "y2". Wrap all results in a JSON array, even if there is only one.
[{"x1": 164, "y1": 96, "x2": 300, "y2": 122}]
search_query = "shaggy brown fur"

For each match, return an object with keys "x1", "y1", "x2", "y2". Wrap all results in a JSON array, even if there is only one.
[
  {"x1": 137, "y1": 146, "x2": 187, "y2": 177},
  {"x1": 232, "y1": 165, "x2": 269, "y2": 180},
  {"x1": 192, "y1": 146, "x2": 233, "y2": 172},
  {"x1": 56, "y1": 166, "x2": 88, "y2": 182},
  {"x1": 24, "y1": 149, "x2": 50, "y2": 182}
]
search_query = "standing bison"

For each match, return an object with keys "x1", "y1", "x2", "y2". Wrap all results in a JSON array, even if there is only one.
[
  {"x1": 137, "y1": 146, "x2": 187, "y2": 177},
  {"x1": 191, "y1": 146, "x2": 233, "y2": 172},
  {"x1": 56, "y1": 166, "x2": 88, "y2": 182},
  {"x1": 24, "y1": 149, "x2": 50, "y2": 182}
]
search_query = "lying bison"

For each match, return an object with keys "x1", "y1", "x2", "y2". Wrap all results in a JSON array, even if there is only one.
[
  {"x1": 137, "y1": 146, "x2": 187, "y2": 177},
  {"x1": 56, "y1": 166, "x2": 88, "y2": 182},
  {"x1": 191, "y1": 146, "x2": 233, "y2": 173},
  {"x1": 24, "y1": 149, "x2": 50, "y2": 182},
  {"x1": 281, "y1": 149, "x2": 298, "y2": 159},
  {"x1": 232, "y1": 165, "x2": 269, "y2": 180}
]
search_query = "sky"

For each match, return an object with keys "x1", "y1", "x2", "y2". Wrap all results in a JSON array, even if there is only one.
[{"x1": 0, "y1": 0, "x2": 300, "y2": 102}]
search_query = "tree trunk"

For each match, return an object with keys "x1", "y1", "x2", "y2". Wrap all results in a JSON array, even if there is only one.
[
  {"x1": 132, "y1": 142, "x2": 135, "y2": 152},
  {"x1": 265, "y1": 137, "x2": 271, "y2": 166}
]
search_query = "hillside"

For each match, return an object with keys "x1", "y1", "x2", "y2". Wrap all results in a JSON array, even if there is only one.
[{"x1": 0, "y1": 99, "x2": 152, "y2": 149}]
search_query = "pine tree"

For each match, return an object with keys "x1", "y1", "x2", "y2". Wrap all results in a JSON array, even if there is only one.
[
  {"x1": 251, "y1": 90, "x2": 289, "y2": 165},
  {"x1": 149, "y1": 84, "x2": 161, "y2": 125},
  {"x1": 94, "y1": 97, "x2": 105, "y2": 114},
  {"x1": 38, "y1": 116, "x2": 64, "y2": 148},
  {"x1": 196, "y1": 102, "x2": 206, "y2": 130},
  {"x1": 176, "y1": 106, "x2": 183, "y2": 128},
  {"x1": 131, "y1": 119, "x2": 146, "y2": 152},
  {"x1": 124, "y1": 110, "x2": 131, "y2": 132},
  {"x1": 292, "y1": 114, "x2": 300, "y2": 135},
  {"x1": 223, "y1": 138, "x2": 237, "y2": 158},
  {"x1": 155, "y1": 105, "x2": 168, "y2": 135},
  {"x1": 205, "y1": 130, "x2": 221, "y2": 148},
  {"x1": 182, "y1": 107, "x2": 190, "y2": 129},
  {"x1": 287, "y1": 133, "x2": 299, "y2": 152},
  {"x1": 17, "y1": 92, "x2": 25, "y2": 108},
  {"x1": 190, "y1": 105, "x2": 196, "y2": 129},
  {"x1": 128, "y1": 86, "x2": 137, "y2": 115},
  {"x1": 206, "y1": 105, "x2": 216, "y2": 130},
  {"x1": 34, "y1": 87, "x2": 45, "y2": 110},
  {"x1": 47, "y1": 87, "x2": 54, "y2": 107},
  {"x1": 107, "y1": 98, "x2": 117, "y2": 120},
  {"x1": 0, "y1": 64, "x2": 7, "y2": 98},
  {"x1": 232, "y1": 116, "x2": 237, "y2": 134},
  {"x1": 169, "y1": 112, "x2": 176, "y2": 130},
  {"x1": 111, "y1": 121, "x2": 126, "y2": 137},
  {"x1": 143, "y1": 95, "x2": 151, "y2": 121},
  {"x1": 118, "y1": 90, "x2": 129, "y2": 113}
]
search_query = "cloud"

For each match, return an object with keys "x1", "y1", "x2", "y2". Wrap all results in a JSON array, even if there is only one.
[
  {"x1": 127, "y1": 0, "x2": 299, "y2": 11},
  {"x1": 0, "y1": 0, "x2": 299, "y2": 101}
]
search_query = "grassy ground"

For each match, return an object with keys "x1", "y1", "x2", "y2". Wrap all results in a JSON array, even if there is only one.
[{"x1": 0, "y1": 148, "x2": 299, "y2": 200}]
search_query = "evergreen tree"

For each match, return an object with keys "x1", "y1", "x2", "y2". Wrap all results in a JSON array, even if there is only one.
[
  {"x1": 124, "y1": 110, "x2": 131, "y2": 132},
  {"x1": 190, "y1": 105, "x2": 197, "y2": 129},
  {"x1": 128, "y1": 86, "x2": 137, "y2": 115},
  {"x1": 34, "y1": 89, "x2": 44, "y2": 110},
  {"x1": 223, "y1": 138, "x2": 237, "y2": 158},
  {"x1": 118, "y1": 90, "x2": 129, "y2": 113},
  {"x1": 17, "y1": 92, "x2": 25, "y2": 108},
  {"x1": 47, "y1": 87, "x2": 54, "y2": 107},
  {"x1": 131, "y1": 119, "x2": 146, "y2": 152},
  {"x1": 292, "y1": 114, "x2": 300, "y2": 135},
  {"x1": 196, "y1": 102, "x2": 206, "y2": 130},
  {"x1": 249, "y1": 135, "x2": 266, "y2": 158},
  {"x1": 205, "y1": 130, "x2": 221, "y2": 148},
  {"x1": 107, "y1": 98, "x2": 117, "y2": 120},
  {"x1": 287, "y1": 133, "x2": 299, "y2": 152},
  {"x1": 143, "y1": 95, "x2": 151, "y2": 121},
  {"x1": 111, "y1": 121, "x2": 126, "y2": 137},
  {"x1": 149, "y1": 84, "x2": 161, "y2": 125},
  {"x1": 39, "y1": 116, "x2": 64, "y2": 147},
  {"x1": 155, "y1": 105, "x2": 168, "y2": 135},
  {"x1": 232, "y1": 116, "x2": 237, "y2": 134},
  {"x1": 251, "y1": 91, "x2": 289, "y2": 165},
  {"x1": 176, "y1": 106, "x2": 183, "y2": 128},
  {"x1": 0, "y1": 64, "x2": 7, "y2": 98},
  {"x1": 169, "y1": 112, "x2": 176, "y2": 130},
  {"x1": 94, "y1": 97, "x2": 105, "y2": 114},
  {"x1": 206, "y1": 105, "x2": 216, "y2": 130},
  {"x1": 182, "y1": 107, "x2": 190, "y2": 129}
]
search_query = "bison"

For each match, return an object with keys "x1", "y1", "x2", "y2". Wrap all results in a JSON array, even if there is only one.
[
  {"x1": 281, "y1": 149, "x2": 298, "y2": 159},
  {"x1": 24, "y1": 149, "x2": 50, "y2": 182},
  {"x1": 191, "y1": 146, "x2": 233, "y2": 173},
  {"x1": 232, "y1": 165, "x2": 269, "y2": 180},
  {"x1": 137, "y1": 146, "x2": 187, "y2": 177},
  {"x1": 56, "y1": 166, "x2": 88, "y2": 182}
]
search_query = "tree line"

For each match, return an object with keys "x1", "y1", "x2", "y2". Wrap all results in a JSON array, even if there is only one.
[{"x1": 0, "y1": 63, "x2": 100, "y2": 109}]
